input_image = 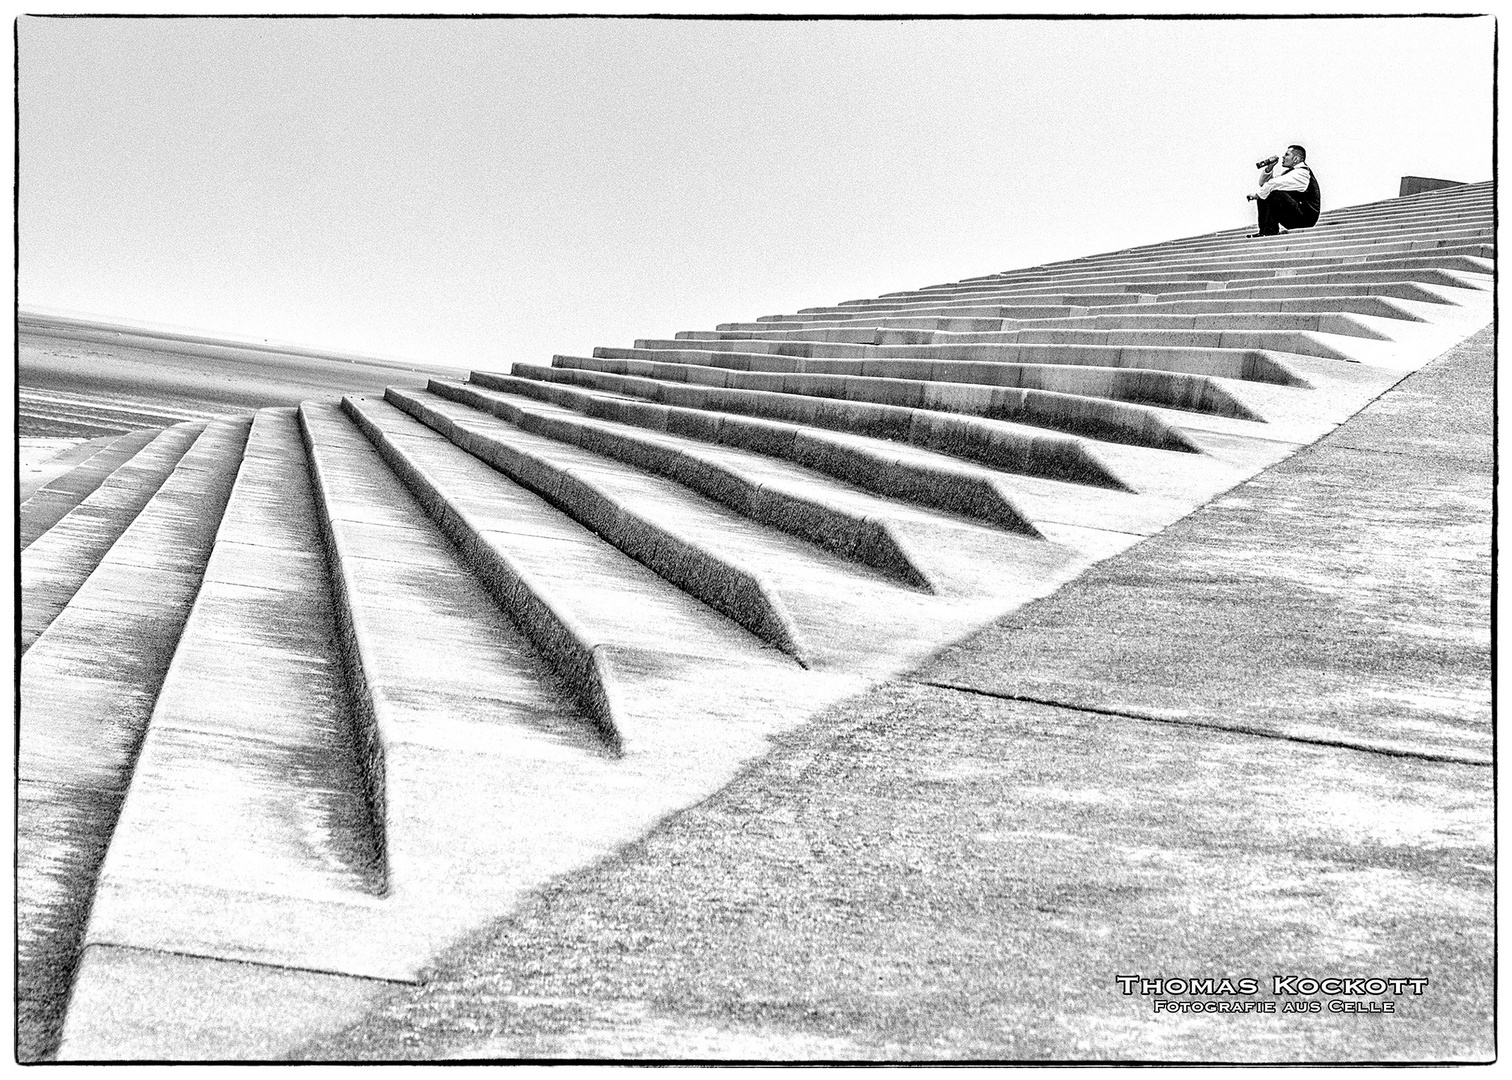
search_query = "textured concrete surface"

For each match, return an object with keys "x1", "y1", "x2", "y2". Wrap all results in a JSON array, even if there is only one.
[
  {"x1": 19, "y1": 182, "x2": 1492, "y2": 1060},
  {"x1": 17, "y1": 418, "x2": 252, "y2": 1062},
  {"x1": 20, "y1": 423, "x2": 206, "y2": 650},
  {"x1": 20, "y1": 436, "x2": 106, "y2": 499},
  {"x1": 18, "y1": 313, "x2": 471, "y2": 437},
  {"x1": 297, "y1": 326, "x2": 1490, "y2": 1062},
  {"x1": 60, "y1": 946, "x2": 391, "y2": 1062},
  {"x1": 20, "y1": 430, "x2": 165, "y2": 545},
  {"x1": 923, "y1": 326, "x2": 1492, "y2": 765}
]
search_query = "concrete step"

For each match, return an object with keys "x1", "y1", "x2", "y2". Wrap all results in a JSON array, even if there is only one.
[
  {"x1": 16, "y1": 392, "x2": 207, "y2": 439},
  {"x1": 1072, "y1": 293, "x2": 1452, "y2": 321},
  {"x1": 376, "y1": 386, "x2": 815, "y2": 664},
  {"x1": 70, "y1": 408, "x2": 389, "y2": 982},
  {"x1": 1316, "y1": 204, "x2": 1493, "y2": 231},
  {"x1": 419, "y1": 378, "x2": 951, "y2": 587},
  {"x1": 979, "y1": 204, "x2": 1492, "y2": 277},
  {"x1": 709, "y1": 319, "x2": 1033, "y2": 338},
  {"x1": 752, "y1": 275, "x2": 1484, "y2": 324},
  {"x1": 21, "y1": 175, "x2": 1495, "y2": 1058},
  {"x1": 596, "y1": 345, "x2": 1265, "y2": 420},
  {"x1": 718, "y1": 295, "x2": 1435, "y2": 334},
  {"x1": 20, "y1": 422, "x2": 209, "y2": 652},
  {"x1": 812, "y1": 287, "x2": 1156, "y2": 313},
  {"x1": 384, "y1": 384, "x2": 1005, "y2": 669},
  {"x1": 903, "y1": 248, "x2": 1494, "y2": 296},
  {"x1": 339, "y1": 392, "x2": 793, "y2": 680},
  {"x1": 464, "y1": 366, "x2": 1339, "y2": 559},
  {"x1": 60, "y1": 404, "x2": 693, "y2": 1051},
  {"x1": 811, "y1": 266, "x2": 1488, "y2": 318},
  {"x1": 1312, "y1": 182, "x2": 1490, "y2": 218},
  {"x1": 920, "y1": 327, "x2": 1379, "y2": 362},
  {"x1": 462, "y1": 371, "x2": 1042, "y2": 532},
  {"x1": 21, "y1": 432, "x2": 135, "y2": 503},
  {"x1": 970, "y1": 231, "x2": 1497, "y2": 276},
  {"x1": 756, "y1": 302, "x2": 1092, "y2": 324},
  {"x1": 17, "y1": 415, "x2": 251, "y2": 1062},
  {"x1": 59, "y1": 390, "x2": 1123, "y2": 1058},
  {"x1": 645, "y1": 327, "x2": 1359, "y2": 362},
  {"x1": 1145, "y1": 265, "x2": 1489, "y2": 295},
  {"x1": 951, "y1": 231, "x2": 1492, "y2": 293},
  {"x1": 62, "y1": 403, "x2": 592, "y2": 1054},
  {"x1": 505, "y1": 361, "x2": 1135, "y2": 489},
  {"x1": 299, "y1": 397, "x2": 605, "y2": 757},
  {"x1": 20, "y1": 428, "x2": 164, "y2": 547},
  {"x1": 998, "y1": 311, "x2": 1400, "y2": 339},
  {"x1": 601, "y1": 341, "x2": 1304, "y2": 387},
  {"x1": 1175, "y1": 186, "x2": 1490, "y2": 232},
  {"x1": 691, "y1": 310, "x2": 1398, "y2": 344},
  {"x1": 1134, "y1": 277, "x2": 1489, "y2": 309},
  {"x1": 561, "y1": 352, "x2": 1204, "y2": 453},
  {"x1": 297, "y1": 399, "x2": 627, "y2": 906},
  {"x1": 1009, "y1": 221, "x2": 1495, "y2": 267},
  {"x1": 1026, "y1": 213, "x2": 1493, "y2": 275},
  {"x1": 922, "y1": 237, "x2": 1496, "y2": 290}
]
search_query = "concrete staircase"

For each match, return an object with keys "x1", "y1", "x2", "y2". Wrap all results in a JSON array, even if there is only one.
[{"x1": 18, "y1": 180, "x2": 1493, "y2": 1060}]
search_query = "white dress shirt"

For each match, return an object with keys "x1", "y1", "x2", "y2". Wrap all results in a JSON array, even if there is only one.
[{"x1": 1257, "y1": 163, "x2": 1313, "y2": 199}]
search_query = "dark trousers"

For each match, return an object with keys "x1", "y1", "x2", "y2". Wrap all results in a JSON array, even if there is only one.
[{"x1": 1255, "y1": 190, "x2": 1320, "y2": 235}]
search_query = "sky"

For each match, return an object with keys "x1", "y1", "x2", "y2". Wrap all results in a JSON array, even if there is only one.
[{"x1": 17, "y1": 15, "x2": 1495, "y2": 373}]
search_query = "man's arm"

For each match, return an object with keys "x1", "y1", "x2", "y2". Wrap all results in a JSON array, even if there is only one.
[{"x1": 1257, "y1": 164, "x2": 1312, "y2": 198}]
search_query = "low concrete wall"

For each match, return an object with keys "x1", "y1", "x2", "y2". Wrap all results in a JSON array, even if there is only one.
[{"x1": 1399, "y1": 175, "x2": 1466, "y2": 197}]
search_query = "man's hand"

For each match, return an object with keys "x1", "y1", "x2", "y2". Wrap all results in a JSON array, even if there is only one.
[{"x1": 1246, "y1": 194, "x2": 1258, "y2": 201}]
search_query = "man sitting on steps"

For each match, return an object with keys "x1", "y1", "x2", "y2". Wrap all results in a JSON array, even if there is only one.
[{"x1": 1246, "y1": 144, "x2": 1321, "y2": 236}]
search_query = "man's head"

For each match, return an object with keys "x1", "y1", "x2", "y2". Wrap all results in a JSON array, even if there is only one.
[{"x1": 1283, "y1": 145, "x2": 1307, "y2": 167}]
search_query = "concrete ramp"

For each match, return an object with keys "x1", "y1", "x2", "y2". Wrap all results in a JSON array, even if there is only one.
[{"x1": 17, "y1": 181, "x2": 1492, "y2": 1060}]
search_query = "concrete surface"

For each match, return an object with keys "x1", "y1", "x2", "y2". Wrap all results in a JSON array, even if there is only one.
[
  {"x1": 20, "y1": 436, "x2": 104, "y2": 499},
  {"x1": 18, "y1": 313, "x2": 472, "y2": 438},
  {"x1": 1399, "y1": 176, "x2": 1467, "y2": 197},
  {"x1": 18, "y1": 181, "x2": 1493, "y2": 1061},
  {"x1": 58, "y1": 945, "x2": 391, "y2": 1062},
  {"x1": 295, "y1": 325, "x2": 1490, "y2": 1063},
  {"x1": 20, "y1": 423, "x2": 207, "y2": 650},
  {"x1": 922, "y1": 327, "x2": 1492, "y2": 765},
  {"x1": 20, "y1": 429, "x2": 166, "y2": 546},
  {"x1": 17, "y1": 417, "x2": 252, "y2": 1062}
]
